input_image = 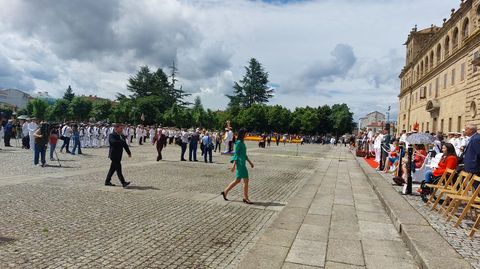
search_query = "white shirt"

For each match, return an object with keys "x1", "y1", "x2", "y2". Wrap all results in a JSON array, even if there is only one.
[{"x1": 28, "y1": 122, "x2": 38, "y2": 135}]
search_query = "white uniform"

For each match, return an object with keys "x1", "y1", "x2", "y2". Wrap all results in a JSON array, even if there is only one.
[
  {"x1": 149, "y1": 128, "x2": 155, "y2": 144},
  {"x1": 374, "y1": 134, "x2": 384, "y2": 164},
  {"x1": 28, "y1": 122, "x2": 38, "y2": 150}
]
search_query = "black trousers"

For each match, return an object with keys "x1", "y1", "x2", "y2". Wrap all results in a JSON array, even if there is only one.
[
  {"x1": 228, "y1": 141, "x2": 233, "y2": 152},
  {"x1": 106, "y1": 160, "x2": 126, "y2": 184},
  {"x1": 180, "y1": 143, "x2": 187, "y2": 160},
  {"x1": 61, "y1": 137, "x2": 71, "y2": 152},
  {"x1": 4, "y1": 133, "x2": 11, "y2": 146},
  {"x1": 204, "y1": 148, "x2": 212, "y2": 163},
  {"x1": 215, "y1": 141, "x2": 221, "y2": 152}
]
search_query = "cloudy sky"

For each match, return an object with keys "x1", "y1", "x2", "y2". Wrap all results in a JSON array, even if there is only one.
[{"x1": 0, "y1": 0, "x2": 459, "y2": 120}]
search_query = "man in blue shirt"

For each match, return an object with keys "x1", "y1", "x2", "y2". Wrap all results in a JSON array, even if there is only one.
[{"x1": 462, "y1": 124, "x2": 480, "y2": 175}]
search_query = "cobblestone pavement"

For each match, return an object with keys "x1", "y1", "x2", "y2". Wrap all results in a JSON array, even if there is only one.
[
  {"x1": 377, "y1": 166, "x2": 480, "y2": 269},
  {"x1": 0, "y1": 142, "x2": 322, "y2": 268}
]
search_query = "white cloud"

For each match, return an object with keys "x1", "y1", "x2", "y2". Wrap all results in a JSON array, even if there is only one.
[{"x1": 0, "y1": 0, "x2": 460, "y2": 121}]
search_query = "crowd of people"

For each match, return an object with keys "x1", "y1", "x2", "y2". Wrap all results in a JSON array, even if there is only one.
[{"x1": 356, "y1": 124, "x2": 480, "y2": 197}]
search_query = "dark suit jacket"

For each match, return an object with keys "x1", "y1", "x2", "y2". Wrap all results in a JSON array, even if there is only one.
[
  {"x1": 464, "y1": 133, "x2": 480, "y2": 174},
  {"x1": 108, "y1": 132, "x2": 131, "y2": 161},
  {"x1": 154, "y1": 133, "x2": 167, "y2": 150}
]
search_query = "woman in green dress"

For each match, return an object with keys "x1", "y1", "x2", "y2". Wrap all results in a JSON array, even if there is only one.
[{"x1": 221, "y1": 129, "x2": 254, "y2": 204}]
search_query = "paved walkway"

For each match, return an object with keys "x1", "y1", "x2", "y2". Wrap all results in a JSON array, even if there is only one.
[{"x1": 237, "y1": 147, "x2": 418, "y2": 269}]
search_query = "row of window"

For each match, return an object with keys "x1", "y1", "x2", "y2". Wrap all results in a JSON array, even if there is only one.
[
  {"x1": 401, "y1": 16, "x2": 472, "y2": 89},
  {"x1": 401, "y1": 63, "x2": 467, "y2": 110},
  {"x1": 401, "y1": 116, "x2": 463, "y2": 134}
]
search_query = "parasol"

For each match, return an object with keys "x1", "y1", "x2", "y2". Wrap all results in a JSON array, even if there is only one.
[{"x1": 405, "y1": 132, "x2": 434, "y2": 145}]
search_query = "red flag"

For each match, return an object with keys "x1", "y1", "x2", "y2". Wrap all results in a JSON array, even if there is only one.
[{"x1": 140, "y1": 113, "x2": 145, "y2": 122}]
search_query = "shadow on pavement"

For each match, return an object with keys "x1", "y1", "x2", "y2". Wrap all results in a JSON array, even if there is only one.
[{"x1": 125, "y1": 185, "x2": 160, "y2": 191}]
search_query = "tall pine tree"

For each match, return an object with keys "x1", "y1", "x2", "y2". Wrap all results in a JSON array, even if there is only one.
[{"x1": 228, "y1": 58, "x2": 273, "y2": 109}]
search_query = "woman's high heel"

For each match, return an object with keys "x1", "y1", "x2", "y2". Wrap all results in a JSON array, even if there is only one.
[
  {"x1": 243, "y1": 199, "x2": 253, "y2": 204},
  {"x1": 221, "y1": 191, "x2": 229, "y2": 201}
]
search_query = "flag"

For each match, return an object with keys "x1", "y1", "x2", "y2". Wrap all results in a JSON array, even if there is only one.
[{"x1": 140, "y1": 113, "x2": 145, "y2": 122}]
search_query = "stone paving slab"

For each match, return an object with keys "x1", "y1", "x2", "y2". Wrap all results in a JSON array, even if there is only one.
[
  {"x1": 355, "y1": 155, "x2": 474, "y2": 269},
  {"x1": 237, "y1": 146, "x2": 418, "y2": 269}
]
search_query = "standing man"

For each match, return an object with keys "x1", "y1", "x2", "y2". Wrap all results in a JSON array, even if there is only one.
[
  {"x1": 28, "y1": 119, "x2": 38, "y2": 151},
  {"x1": 379, "y1": 128, "x2": 391, "y2": 171},
  {"x1": 462, "y1": 124, "x2": 480, "y2": 175},
  {"x1": 4, "y1": 119, "x2": 13, "y2": 147},
  {"x1": 180, "y1": 128, "x2": 189, "y2": 161},
  {"x1": 22, "y1": 119, "x2": 30, "y2": 149},
  {"x1": 60, "y1": 123, "x2": 72, "y2": 153},
  {"x1": 189, "y1": 129, "x2": 199, "y2": 162},
  {"x1": 153, "y1": 128, "x2": 167, "y2": 161},
  {"x1": 105, "y1": 123, "x2": 131, "y2": 188}
]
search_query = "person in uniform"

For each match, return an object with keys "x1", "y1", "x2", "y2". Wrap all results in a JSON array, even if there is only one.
[{"x1": 105, "y1": 123, "x2": 131, "y2": 188}]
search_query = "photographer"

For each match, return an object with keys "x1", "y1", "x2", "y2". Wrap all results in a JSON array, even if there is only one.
[
  {"x1": 49, "y1": 125, "x2": 59, "y2": 161},
  {"x1": 33, "y1": 122, "x2": 49, "y2": 167}
]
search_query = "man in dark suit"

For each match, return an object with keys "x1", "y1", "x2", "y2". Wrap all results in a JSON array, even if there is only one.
[
  {"x1": 153, "y1": 128, "x2": 167, "y2": 161},
  {"x1": 463, "y1": 124, "x2": 480, "y2": 175},
  {"x1": 105, "y1": 123, "x2": 131, "y2": 188}
]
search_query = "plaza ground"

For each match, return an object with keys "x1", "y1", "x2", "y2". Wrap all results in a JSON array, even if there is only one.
[{"x1": 0, "y1": 142, "x2": 444, "y2": 268}]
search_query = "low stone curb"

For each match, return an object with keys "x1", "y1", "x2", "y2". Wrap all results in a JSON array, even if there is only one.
[{"x1": 354, "y1": 154, "x2": 473, "y2": 269}]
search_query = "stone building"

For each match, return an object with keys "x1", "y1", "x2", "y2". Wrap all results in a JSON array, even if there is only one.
[
  {"x1": 0, "y1": 88, "x2": 32, "y2": 110},
  {"x1": 358, "y1": 111, "x2": 386, "y2": 130},
  {"x1": 398, "y1": 0, "x2": 480, "y2": 134}
]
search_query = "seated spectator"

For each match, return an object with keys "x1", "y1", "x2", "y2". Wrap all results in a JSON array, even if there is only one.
[
  {"x1": 394, "y1": 144, "x2": 427, "y2": 185},
  {"x1": 422, "y1": 143, "x2": 458, "y2": 185},
  {"x1": 382, "y1": 140, "x2": 400, "y2": 173}
]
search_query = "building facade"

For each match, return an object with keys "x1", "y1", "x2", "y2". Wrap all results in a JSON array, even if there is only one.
[
  {"x1": 0, "y1": 88, "x2": 32, "y2": 110},
  {"x1": 358, "y1": 111, "x2": 386, "y2": 130},
  {"x1": 398, "y1": 0, "x2": 480, "y2": 134}
]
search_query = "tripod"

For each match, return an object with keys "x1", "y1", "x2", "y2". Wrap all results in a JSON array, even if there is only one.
[{"x1": 54, "y1": 148, "x2": 62, "y2": 167}]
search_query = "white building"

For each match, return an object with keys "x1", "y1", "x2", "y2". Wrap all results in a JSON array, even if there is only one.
[
  {"x1": 358, "y1": 111, "x2": 386, "y2": 130},
  {"x1": 0, "y1": 88, "x2": 32, "y2": 110}
]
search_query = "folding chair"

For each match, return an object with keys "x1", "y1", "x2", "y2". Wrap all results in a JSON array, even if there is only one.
[
  {"x1": 442, "y1": 175, "x2": 480, "y2": 227},
  {"x1": 424, "y1": 168, "x2": 456, "y2": 207},
  {"x1": 432, "y1": 171, "x2": 473, "y2": 212}
]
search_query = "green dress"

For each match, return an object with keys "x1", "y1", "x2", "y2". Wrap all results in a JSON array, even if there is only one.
[{"x1": 231, "y1": 140, "x2": 249, "y2": 179}]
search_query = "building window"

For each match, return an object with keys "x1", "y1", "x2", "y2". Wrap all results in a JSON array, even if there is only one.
[
  {"x1": 458, "y1": 116, "x2": 462, "y2": 132},
  {"x1": 474, "y1": 51, "x2": 480, "y2": 73},
  {"x1": 452, "y1": 27, "x2": 459, "y2": 48},
  {"x1": 420, "y1": 86, "x2": 426, "y2": 99},
  {"x1": 462, "y1": 18, "x2": 470, "y2": 40},
  {"x1": 427, "y1": 122, "x2": 430, "y2": 132},
  {"x1": 461, "y1": 63, "x2": 466, "y2": 81},
  {"x1": 430, "y1": 51, "x2": 434, "y2": 68},
  {"x1": 403, "y1": 114, "x2": 406, "y2": 120},
  {"x1": 444, "y1": 36, "x2": 450, "y2": 56},
  {"x1": 471, "y1": 101, "x2": 477, "y2": 118},
  {"x1": 448, "y1": 118, "x2": 452, "y2": 132},
  {"x1": 451, "y1": 69, "x2": 455, "y2": 85},
  {"x1": 425, "y1": 56, "x2": 429, "y2": 72},
  {"x1": 421, "y1": 122, "x2": 424, "y2": 132},
  {"x1": 435, "y1": 77, "x2": 439, "y2": 97},
  {"x1": 441, "y1": 119, "x2": 444, "y2": 132},
  {"x1": 429, "y1": 83, "x2": 432, "y2": 96},
  {"x1": 436, "y1": 44, "x2": 442, "y2": 63},
  {"x1": 444, "y1": 73, "x2": 447, "y2": 89}
]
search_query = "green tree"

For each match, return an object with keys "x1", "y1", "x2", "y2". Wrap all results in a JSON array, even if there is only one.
[
  {"x1": 63, "y1": 85, "x2": 75, "y2": 102},
  {"x1": 91, "y1": 100, "x2": 112, "y2": 122},
  {"x1": 227, "y1": 58, "x2": 273, "y2": 109},
  {"x1": 111, "y1": 98, "x2": 134, "y2": 124},
  {"x1": 330, "y1": 103, "x2": 355, "y2": 136},
  {"x1": 317, "y1": 105, "x2": 332, "y2": 135},
  {"x1": 29, "y1": 99, "x2": 49, "y2": 120},
  {"x1": 69, "y1": 97, "x2": 93, "y2": 121},
  {"x1": 191, "y1": 96, "x2": 207, "y2": 127},
  {"x1": 126, "y1": 66, "x2": 190, "y2": 110},
  {"x1": 236, "y1": 104, "x2": 268, "y2": 132},
  {"x1": 49, "y1": 99, "x2": 71, "y2": 122},
  {"x1": 267, "y1": 105, "x2": 291, "y2": 133}
]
